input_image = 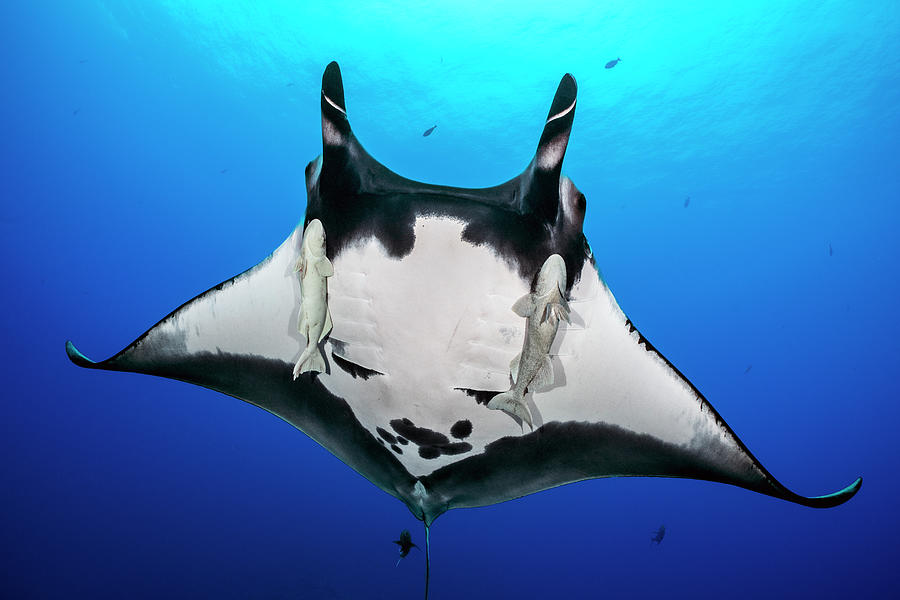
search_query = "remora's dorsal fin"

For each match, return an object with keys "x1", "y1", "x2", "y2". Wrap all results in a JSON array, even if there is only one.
[{"x1": 517, "y1": 73, "x2": 577, "y2": 223}]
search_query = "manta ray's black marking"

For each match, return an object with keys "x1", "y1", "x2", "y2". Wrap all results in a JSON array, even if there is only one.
[
  {"x1": 307, "y1": 62, "x2": 588, "y2": 291},
  {"x1": 377, "y1": 427, "x2": 397, "y2": 445},
  {"x1": 450, "y1": 420, "x2": 473, "y2": 440},
  {"x1": 454, "y1": 387, "x2": 501, "y2": 406},
  {"x1": 388, "y1": 419, "x2": 473, "y2": 460},
  {"x1": 66, "y1": 61, "x2": 861, "y2": 541},
  {"x1": 331, "y1": 352, "x2": 383, "y2": 379}
]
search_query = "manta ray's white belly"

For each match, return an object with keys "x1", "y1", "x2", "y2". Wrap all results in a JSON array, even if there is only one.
[
  {"x1": 164, "y1": 214, "x2": 722, "y2": 480},
  {"x1": 321, "y1": 216, "x2": 530, "y2": 476}
]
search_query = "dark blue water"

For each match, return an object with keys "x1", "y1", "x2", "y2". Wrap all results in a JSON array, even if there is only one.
[{"x1": 3, "y1": 2, "x2": 898, "y2": 598}]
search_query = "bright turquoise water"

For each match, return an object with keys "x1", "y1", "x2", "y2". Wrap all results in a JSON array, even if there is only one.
[{"x1": 3, "y1": 1, "x2": 898, "y2": 598}]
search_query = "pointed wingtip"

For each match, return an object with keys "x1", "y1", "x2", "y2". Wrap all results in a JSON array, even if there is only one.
[
  {"x1": 781, "y1": 476, "x2": 862, "y2": 508},
  {"x1": 810, "y1": 476, "x2": 863, "y2": 507},
  {"x1": 65, "y1": 340, "x2": 98, "y2": 368}
]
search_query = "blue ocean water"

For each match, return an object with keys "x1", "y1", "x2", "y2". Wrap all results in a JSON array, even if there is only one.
[{"x1": 3, "y1": 1, "x2": 898, "y2": 598}]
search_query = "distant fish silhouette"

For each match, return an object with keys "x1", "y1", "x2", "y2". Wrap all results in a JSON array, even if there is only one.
[
  {"x1": 393, "y1": 529, "x2": 418, "y2": 566},
  {"x1": 684, "y1": 196, "x2": 690, "y2": 208},
  {"x1": 651, "y1": 525, "x2": 666, "y2": 545},
  {"x1": 72, "y1": 108, "x2": 80, "y2": 116},
  {"x1": 286, "y1": 82, "x2": 294, "y2": 87},
  {"x1": 828, "y1": 242, "x2": 833, "y2": 257},
  {"x1": 423, "y1": 125, "x2": 437, "y2": 137},
  {"x1": 744, "y1": 365, "x2": 752, "y2": 374},
  {"x1": 605, "y1": 57, "x2": 622, "y2": 69},
  {"x1": 220, "y1": 168, "x2": 229, "y2": 174},
  {"x1": 79, "y1": 59, "x2": 88, "y2": 64}
]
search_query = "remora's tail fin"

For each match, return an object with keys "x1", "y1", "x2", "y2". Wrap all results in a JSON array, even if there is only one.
[
  {"x1": 487, "y1": 391, "x2": 533, "y2": 428},
  {"x1": 293, "y1": 346, "x2": 327, "y2": 378}
]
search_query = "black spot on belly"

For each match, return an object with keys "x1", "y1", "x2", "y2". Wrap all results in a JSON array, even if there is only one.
[
  {"x1": 392, "y1": 418, "x2": 475, "y2": 459},
  {"x1": 397, "y1": 436, "x2": 408, "y2": 445},
  {"x1": 332, "y1": 353, "x2": 384, "y2": 380},
  {"x1": 454, "y1": 388, "x2": 501, "y2": 406},
  {"x1": 418, "y1": 446, "x2": 441, "y2": 459},
  {"x1": 377, "y1": 427, "x2": 397, "y2": 445},
  {"x1": 441, "y1": 441, "x2": 472, "y2": 455},
  {"x1": 450, "y1": 420, "x2": 473, "y2": 440},
  {"x1": 418, "y1": 442, "x2": 473, "y2": 459},
  {"x1": 391, "y1": 444, "x2": 403, "y2": 455},
  {"x1": 390, "y1": 418, "x2": 449, "y2": 446}
]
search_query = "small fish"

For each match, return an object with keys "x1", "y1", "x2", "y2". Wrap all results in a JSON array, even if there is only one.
[
  {"x1": 393, "y1": 529, "x2": 418, "y2": 566},
  {"x1": 423, "y1": 125, "x2": 437, "y2": 137},
  {"x1": 72, "y1": 108, "x2": 80, "y2": 116},
  {"x1": 605, "y1": 57, "x2": 622, "y2": 69},
  {"x1": 744, "y1": 365, "x2": 752, "y2": 374},
  {"x1": 651, "y1": 525, "x2": 666, "y2": 545},
  {"x1": 293, "y1": 219, "x2": 334, "y2": 378},
  {"x1": 488, "y1": 254, "x2": 570, "y2": 428},
  {"x1": 683, "y1": 196, "x2": 690, "y2": 208},
  {"x1": 220, "y1": 168, "x2": 229, "y2": 174},
  {"x1": 828, "y1": 242, "x2": 833, "y2": 256},
  {"x1": 79, "y1": 59, "x2": 88, "y2": 64},
  {"x1": 286, "y1": 82, "x2": 294, "y2": 87}
]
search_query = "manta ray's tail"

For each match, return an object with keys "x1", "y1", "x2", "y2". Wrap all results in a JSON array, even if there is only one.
[
  {"x1": 487, "y1": 391, "x2": 533, "y2": 428},
  {"x1": 423, "y1": 524, "x2": 431, "y2": 600}
]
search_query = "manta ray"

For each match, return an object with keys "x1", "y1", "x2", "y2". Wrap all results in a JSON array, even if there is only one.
[{"x1": 66, "y1": 61, "x2": 860, "y2": 596}]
